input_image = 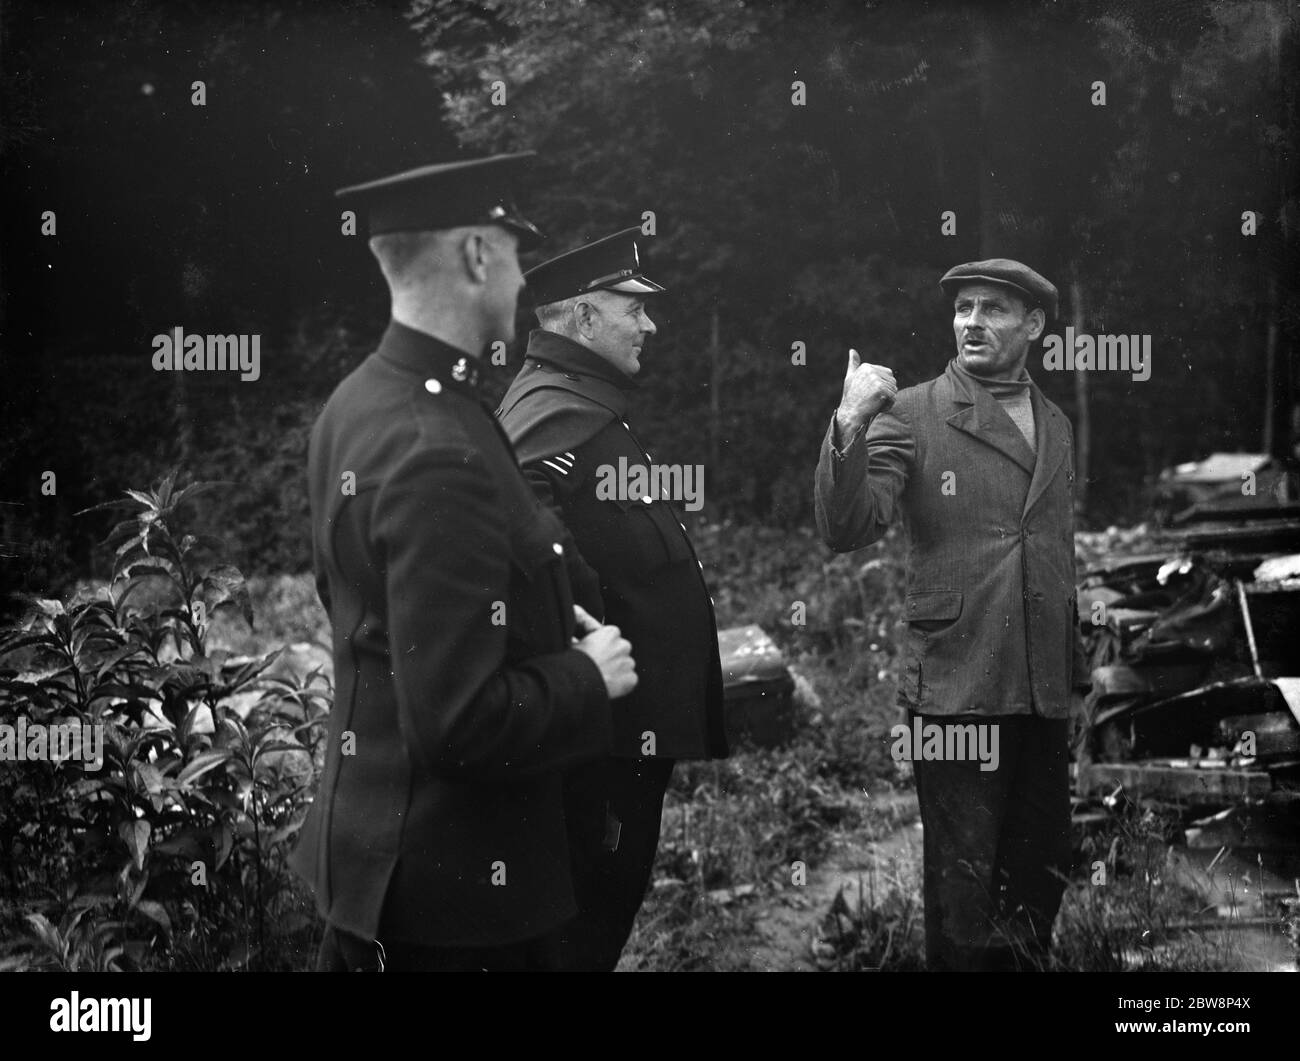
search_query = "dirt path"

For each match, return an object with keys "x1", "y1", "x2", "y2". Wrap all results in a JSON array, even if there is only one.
[
  {"x1": 732, "y1": 795, "x2": 1297, "y2": 973},
  {"x1": 739, "y1": 790, "x2": 922, "y2": 972}
]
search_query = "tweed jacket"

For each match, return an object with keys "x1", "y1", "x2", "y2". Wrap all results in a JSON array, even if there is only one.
[{"x1": 815, "y1": 359, "x2": 1082, "y2": 717}]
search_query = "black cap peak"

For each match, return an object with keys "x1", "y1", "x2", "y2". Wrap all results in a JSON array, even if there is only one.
[
  {"x1": 335, "y1": 151, "x2": 544, "y2": 249},
  {"x1": 524, "y1": 226, "x2": 665, "y2": 306}
]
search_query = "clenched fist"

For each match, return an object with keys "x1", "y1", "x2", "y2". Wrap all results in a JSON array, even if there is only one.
[
  {"x1": 835, "y1": 348, "x2": 897, "y2": 439},
  {"x1": 572, "y1": 604, "x2": 638, "y2": 700}
]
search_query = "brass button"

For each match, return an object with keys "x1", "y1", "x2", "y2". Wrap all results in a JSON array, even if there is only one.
[{"x1": 424, "y1": 379, "x2": 442, "y2": 394}]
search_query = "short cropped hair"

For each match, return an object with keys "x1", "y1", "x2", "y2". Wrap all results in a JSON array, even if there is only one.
[
  {"x1": 368, "y1": 231, "x2": 445, "y2": 283},
  {"x1": 535, "y1": 293, "x2": 587, "y2": 334}
]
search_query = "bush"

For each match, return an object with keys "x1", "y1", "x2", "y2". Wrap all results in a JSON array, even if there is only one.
[{"x1": 0, "y1": 472, "x2": 330, "y2": 971}]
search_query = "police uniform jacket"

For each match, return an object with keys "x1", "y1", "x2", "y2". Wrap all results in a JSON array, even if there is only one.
[
  {"x1": 814, "y1": 359, "x2": 1083, "y2": 718},
  {"x1": 497, "y1": 329, "x2": 728, "y2": 760},
  {"x1": 290, "y1": 320, "x2": 612, "y2": 948}
]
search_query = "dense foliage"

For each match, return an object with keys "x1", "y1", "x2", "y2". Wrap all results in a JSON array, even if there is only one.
[{"x1": 0, "y1": 475, "x2": 327, "y2": 970}]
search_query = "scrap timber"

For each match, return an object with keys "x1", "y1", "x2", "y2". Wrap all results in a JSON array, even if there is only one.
[{"x1": 1074, "y1": 494, "x2": 1300, "y2": 848}]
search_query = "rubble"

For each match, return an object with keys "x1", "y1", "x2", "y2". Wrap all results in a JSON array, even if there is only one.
[{"x1": 1074, "y1": 496, "x2": 1300, "y2": 845}]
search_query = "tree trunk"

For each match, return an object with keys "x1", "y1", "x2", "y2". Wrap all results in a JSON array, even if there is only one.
[
  {"x1": 975, "y1": 15, "x2": 996, "y2": 257},
  {"x1": 1070, "y1": 275, "x2": 1090, "y2": 520},
  {"x1": 709, "y1": 305, "x2": 721, "y2": 497},
  {"x1": 173, "y1": 323, "x2": 192, "y2": 471},
  {"x1": 1262, "y1": 272, "x2": 1277, "y2": 456}
]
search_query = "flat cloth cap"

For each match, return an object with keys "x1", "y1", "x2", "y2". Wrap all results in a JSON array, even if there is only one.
[
  {"x1": 940, "y1": 258, "x2": 1058, "y2": 320},
  {"x1": 525, "y1": 226, "x2": 665, "y2": 306},
  {"x1": 335, "y1": 151, "x2": 544, "y2": 250}
]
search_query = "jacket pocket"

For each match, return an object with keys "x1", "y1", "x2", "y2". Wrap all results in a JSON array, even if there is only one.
[
  {"x1": 589, "y1": 493, "x2": 686, "y2": 575},
  {"x1": 904, "y1": 590, "x2": 963, "y2": 628}
]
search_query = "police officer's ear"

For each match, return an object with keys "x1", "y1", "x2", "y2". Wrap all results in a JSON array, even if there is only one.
[
  {"x1": 573, "y1": 296, "x2": 599, "y2": 340},
  {"x1": 457, "y1": 230, "x2": 493, "y2": 285}
]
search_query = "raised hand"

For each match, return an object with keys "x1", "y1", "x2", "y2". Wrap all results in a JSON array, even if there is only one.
[{"x1": 836, "y1": 348, "x2": 897, "y2": 438}]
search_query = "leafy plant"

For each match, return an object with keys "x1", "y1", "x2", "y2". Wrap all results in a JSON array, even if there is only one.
[{"x1": 0, "y1": 471, "x2": 329, "y2": 971}]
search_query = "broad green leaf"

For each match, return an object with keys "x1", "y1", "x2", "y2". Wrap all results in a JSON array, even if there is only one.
[
  {"x1": 118, "y1": 820, "x2": 151, "y2": 871},
  {"x1": 133, "y1": 900, "x2": 172, "y2": 938},
  {"x1": 175, "y1": 748, "x2": 233, "y2": 785}
]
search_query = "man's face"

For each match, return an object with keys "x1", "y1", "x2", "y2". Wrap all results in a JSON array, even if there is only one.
[
  {"x1": 584, "y1": 290, "x2": 657, "y2": 376},
  {"x1": 483, "y1": 228, "x2": 525, "y2": 344},
  {"x1": 952, "y1": 282, "x2": 1043, "y2": 378}
]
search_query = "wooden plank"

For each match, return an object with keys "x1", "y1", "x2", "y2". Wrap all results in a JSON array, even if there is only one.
[{"x1": 1079, "y1": 762, "x2": 1272, "y2": 802}]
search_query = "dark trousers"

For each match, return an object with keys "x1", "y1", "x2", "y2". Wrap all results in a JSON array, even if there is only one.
[
  {"x1": 552, "y1": 756, "x2": 675, "y2": 971},
  {"x1": 911, "y1": 712, "x2": 1071, "y2": 971},
  {"x1": 315, "y1": 923, "x2": 564, "y2": 972}
]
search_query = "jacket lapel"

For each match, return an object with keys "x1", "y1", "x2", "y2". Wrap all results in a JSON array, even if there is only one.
[
  {"x1": 1022, "y1": 381, "x2": 1068, "y2": 517},
  {"x1": 943, "y1": 361, "x2": 1037, "y2": 476}
]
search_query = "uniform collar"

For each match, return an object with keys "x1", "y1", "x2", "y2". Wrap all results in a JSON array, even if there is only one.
[
  {"x1": 375, "y1": 319, "x2": 483, "y2": 392},
  {"x1": 523, "y1": 329, "x2": 639, "y2": 392}
]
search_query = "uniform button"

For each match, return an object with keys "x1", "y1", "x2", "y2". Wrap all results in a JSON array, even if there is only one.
[
  {"x1": 424, "y1": 378, "x2": 442, "y2": 394},
  {"x1": 552, "y1": 542, "x2": 563, "y2": 556},
  {"x1": 641, "y1": 495, "x2": 653, "y2": 505}
]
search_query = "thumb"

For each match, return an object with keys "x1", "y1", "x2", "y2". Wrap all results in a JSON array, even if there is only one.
[
  {"x1": 847, "y1": 347, "x2": 861, "y2": 375},
  {"x1": 573, "y1": 604, "x2": 600, "y2": 634}
]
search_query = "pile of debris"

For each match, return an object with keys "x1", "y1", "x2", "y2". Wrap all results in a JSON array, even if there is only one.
[{"x1": 1074, "y1": 496, "x2": 1300, "y2": 851}]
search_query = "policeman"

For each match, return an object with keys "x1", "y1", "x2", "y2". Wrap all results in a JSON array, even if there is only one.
[
  {"x1": 497, "y1": 226, "x2": 728, "y2": 970},
  {"x1": 292, "y1": 154, "x2": 637, "y2": 972}
]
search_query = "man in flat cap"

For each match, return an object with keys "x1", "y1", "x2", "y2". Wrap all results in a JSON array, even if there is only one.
[
  {"x1": 814, "y1": 259, "x2": 1087, "y2": 971},
  {"x1": 497, "y1": 227, "x2": 728, "y2": 970},
  {"x1": 291, "y1": 154, "x2": 638, "y2": 971}
]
